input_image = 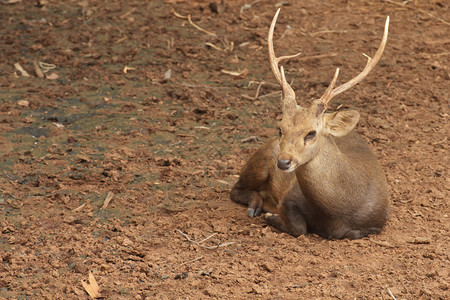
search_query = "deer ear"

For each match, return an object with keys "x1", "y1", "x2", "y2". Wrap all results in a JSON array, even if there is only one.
[{"x1": 323, "y1": 110, "x2": 360, "y2": 137}]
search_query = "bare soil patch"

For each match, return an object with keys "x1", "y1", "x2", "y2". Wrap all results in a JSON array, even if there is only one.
[{"x1": 0, "y1": 0, "x2": 448, "y2": 298}]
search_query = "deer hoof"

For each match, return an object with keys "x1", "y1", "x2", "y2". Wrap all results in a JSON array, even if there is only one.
[{"x1": 248, "y1": 194, "x2": 263, "y2": 217}]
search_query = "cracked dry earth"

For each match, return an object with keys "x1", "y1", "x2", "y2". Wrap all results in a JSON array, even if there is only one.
[{"x1": 0, "y1": 0, "x2": 448, "y2": 299}]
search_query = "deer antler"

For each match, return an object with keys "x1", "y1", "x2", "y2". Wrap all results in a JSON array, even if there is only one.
[
  {"x1": 320, "y1": 16, "x2": 390, "y2": 106},
  {"x1": 268, "y1": 9, "x2": 302, "y2": 109}
]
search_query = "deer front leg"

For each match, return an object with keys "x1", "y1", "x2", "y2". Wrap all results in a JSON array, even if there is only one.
[{"x1": 265, "y1": 191, "x2": 307, "y2": 237}]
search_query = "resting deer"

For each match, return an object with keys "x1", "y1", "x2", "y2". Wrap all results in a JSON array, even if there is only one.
[{"x1": 231, "y1": 9, "x2": 390, "y2": 239}]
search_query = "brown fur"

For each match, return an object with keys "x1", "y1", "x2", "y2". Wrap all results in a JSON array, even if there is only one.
[
  {"x1": 231, "y1": 10, "x2": 390, "y2": 239},
  {"x1": 231, "y1": 128, "x2": 389, "y2": 239}
]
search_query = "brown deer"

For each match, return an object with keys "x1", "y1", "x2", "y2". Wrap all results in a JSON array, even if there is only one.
[{"x1": 231, "y1": 9, "x2": 390, "y2": 239}]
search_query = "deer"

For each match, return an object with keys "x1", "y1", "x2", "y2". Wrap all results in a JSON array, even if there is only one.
[{"x1": 230, "y1": 9, "x2": 390, "y2": 239}]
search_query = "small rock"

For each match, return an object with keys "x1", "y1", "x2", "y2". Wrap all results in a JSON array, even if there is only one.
[
  {"x1": 46, "y1": 72, "x2": 59, "y2": 80},
  {"x1": 17, "y1": 100, "x2": 29, "y2": 107},
  {"x1": 174, "y1": 272, "x2": 188, "y2": 280}
]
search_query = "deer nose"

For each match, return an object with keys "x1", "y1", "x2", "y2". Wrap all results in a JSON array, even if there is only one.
[{"x1": 277, "y1": 159, "x2": 291, "y2": 170}]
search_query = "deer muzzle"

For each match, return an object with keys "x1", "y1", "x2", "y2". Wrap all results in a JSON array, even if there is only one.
[{"x1": 277, "y1": 159, "x2": 291, "y2": 170}]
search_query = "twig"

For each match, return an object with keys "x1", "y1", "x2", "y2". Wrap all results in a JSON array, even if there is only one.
[
  {"x1": 205, "y1": 42, "x2": 224, "y2": 51},
  {"x1": 241, "y1": 81, "x2": 281, "y2": 100},
  {"x1": 115, "y1": 36, "x2": 127, "y2": 44},
  {"x1": 241, "y1": 81, "x2": 266, "y2": 100},
  {"x1": 176, "y1": 229, "x2": 235, "y2": 250},
  {"x1": 216, "y1": 179, "x2": 231, "y2": 186},
  {"x1": 197, "y1": 233, "x2": 217, "y2": 244},
  {"x1": 187, "y1": 14, "x2": 216, "y2": 36},
  {"x1": 171, "y1": 8, "x2": 188, "y2": 19},
  {"x1": 387, "y1": 287, "x2": 397, "y2": 300},
  {"x1": 72, "y1": 202, "x2": 87, "y2": 212},
  {"x1": 169, "y1": 139, "x2": 182, "y2": 147},
  {"x1": 258, "y1": 91, "x2": 282, "y2": 99},
  {"x1": 241, "y1": 136, "x2": 258, "y2": 143},
  {"x1": 179, "y1": 256, "x2": 204, "y2": 267},
  {"x1": 101, "y1": 192, "x2": 114, "y2": 209},
  {"x1": 33, "y1": 61, "x2": 44, "y2": 78},
  {"x1": 14, "y1": 63, "x2": 31, "y2": 77},
  {"x1": 172, "y1": 8, "x2": 217, "y2": 36},
  {"x1": 432, "y1": 137, "x2": 447, "y2": 145},
  {"x1": 384, "y1": 0, "x2": 450, "y2": 26}
]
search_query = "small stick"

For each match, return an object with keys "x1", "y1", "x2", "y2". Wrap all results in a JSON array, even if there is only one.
[
  {"x1": 72, "y1": 202, "x2": 86, "y2": 212},
  {"x1": 115, "y1": 36, "x2": 127, "y2": 44},
  {"x1": 197, "y1": 233, "x2": 217, "y2": 244},
  {"x1": 173, "y1": 8, "x2": 217, "y2": 36},
  {"x1": 205, "y1": 42, "x2": 224, "y2": 52},
  {"x1": 176, "y1": 229, "x2": 235, "y2": 250},
  {"x1": 258, "y1": 91, "x2": 282, "y2": 99},
  {"x1": 169, "y1": 139, "x2": 182, "y2": 147},
  {"x1": 33, "y1": 61, "x2": 44, "y2": 78},
  {"x1": 241, "y1": 136, "x2": 258, "y2": 143},
  {"x1": 241, "y1": 81, "x2": 266, "y2": 100},
  {"x1": 179, "y1": 256, "x2": 204, "y2": 267},
  {"x1": 14, "y1": 63, "x2": 31, "y2": 77},
  {"x1": 171, "y1": 8, "x2": 188, "y2": 19},
  {"x1": 187, "y1": 14, "x2": 216, "y2": 36},
  {"x1": 194, "y1": 126, "x2": 210, "y2": 130},
  {"x1": 431, "y1": 137, "x2": 447, "y2": 145},
  {"x1": 101, "y1": 192, "x2": 114, "y2": 209},
  {"x1": 387, "y1": 287, "x2": 397, "y2": 300}
]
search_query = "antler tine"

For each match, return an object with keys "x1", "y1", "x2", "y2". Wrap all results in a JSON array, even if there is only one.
[
  {"x1": 321, "y1": 16, "x2": 390, "y2": 105},
  {"x1": 320, "y1": 68, "x2": 340, "y2": 105},
  {"x1": 268, "y1": 8, "x2": 302, "y2": 86}
]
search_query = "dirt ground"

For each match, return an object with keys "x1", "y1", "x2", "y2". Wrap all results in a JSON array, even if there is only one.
[{"x1": 0, "y1": 0, "x2": 448, "y2": 299}]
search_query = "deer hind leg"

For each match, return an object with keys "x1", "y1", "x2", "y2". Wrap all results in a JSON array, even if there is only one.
[
  {"x1": 230, "y1": 188, "x2": 264, "y2": 217},
  {"x1": 230, "y1": 139, "x2": 280, "y2": 217}
]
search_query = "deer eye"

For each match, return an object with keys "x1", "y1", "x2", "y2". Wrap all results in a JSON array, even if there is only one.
[
  {"x1": 278, "y1": 127, "x2": 282, "y2": 137},
  {"x1": 304, "y1": 130, "x2": 316, "y2": 141}
]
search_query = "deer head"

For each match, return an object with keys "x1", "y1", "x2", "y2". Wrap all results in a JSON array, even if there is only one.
[{"x1": 268, "y1": 9, "x2": 389, "y2": 172}]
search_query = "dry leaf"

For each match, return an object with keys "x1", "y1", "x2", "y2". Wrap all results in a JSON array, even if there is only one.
[
  {"x1": 46, "y1": 73, "x2": 59, "y2": 80},
  {"x1": 163, "y1": 69, "x2": 172, "y2": 81},
  {"x1": 81, "y1": 271, "x2": 100, "y2": 299}
]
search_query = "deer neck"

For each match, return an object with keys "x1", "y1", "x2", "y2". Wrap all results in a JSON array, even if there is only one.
[{"x1": 294, "y1": 135, "x2": 352, "y2": 208}]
